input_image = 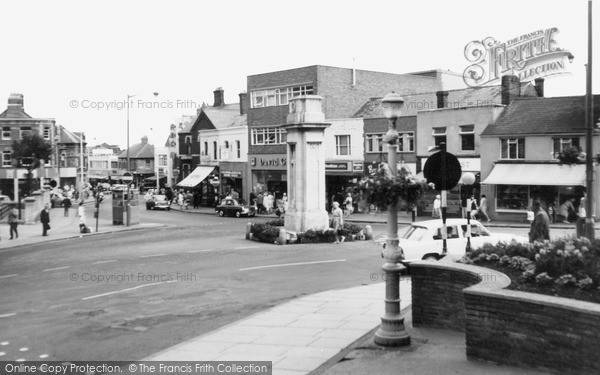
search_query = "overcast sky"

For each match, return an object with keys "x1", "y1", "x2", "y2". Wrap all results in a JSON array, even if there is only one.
[{"x1": 1, "y1": 0, "x2": 598, "y2": 149}]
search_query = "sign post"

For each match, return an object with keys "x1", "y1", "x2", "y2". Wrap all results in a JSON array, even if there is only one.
[{"x1": 122, "y1": 172, "x2": 133, "y2": 227}]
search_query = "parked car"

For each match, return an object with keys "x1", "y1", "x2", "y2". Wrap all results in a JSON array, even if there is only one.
[
  {"x1": 215, "y1": 198, "x2": 256, "y2": 217},
  {"x1": 50, "y1": 193, "x2": 66, "y2": 208},
  {"x1": 0, "y1": 194, "x2": 12, "y2": 203},
  {"x1": 146, "y1": 194, "x2": 170, "y2": 210},
  {"x1": 376, "y1": 218, "x2": 528, "y2": 263},
  {"x1": 111, "y1": 184, "x2": 128, "y2": 192}
]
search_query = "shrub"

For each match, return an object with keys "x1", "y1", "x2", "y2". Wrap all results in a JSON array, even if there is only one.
[
  {"x1": 265, "y1": 219, "x2": 285, "y2": 227},
  {"x1": 343, "y1": 223, "x2": 363, "y2": 235},
  {"x1": 297, "y1": 229, "x2": 336, "y2": 243},
  {"x1": 251, "y1": 223, "x2": 281, "y2": 244}
]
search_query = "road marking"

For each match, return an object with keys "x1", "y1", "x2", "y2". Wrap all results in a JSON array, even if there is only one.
[
  {"x1": 186, "y1": 249, "x2": 213, "y2": 253},
  {"x1": 93, "y1": 260, "x2": 118, "y2": 264},
  {"x1": 0, "y1": 274, "x2": 18, "y2": 279},
  {"x1": 43, "y1": 266, "x2": 70, "y2": 272},
  {"x1": 0, "y1": 313, "x2": 16, "y2": 318},
  {"x1": 82, "y1": 280, "x2": 177, "y2": 300},
  {"x1": 239, "y1": 259, "x2": 347, "y2": 271},
  {"x1": 235, "y1": 246, "x2": 261, "y2": 250},
  {"x1": 140, "y1": 253, "x2": 167, "y2": 258}
]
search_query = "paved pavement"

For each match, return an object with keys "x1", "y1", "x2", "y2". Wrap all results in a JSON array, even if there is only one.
[{"x1": 0, "y1": 198, "x2": 165, "y2": 250}]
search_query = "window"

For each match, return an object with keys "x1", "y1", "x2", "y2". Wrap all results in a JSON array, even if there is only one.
[
  {"x1": 251, "y1": 127, "x2": 287, "y2": 145},
  {"x1": 460, "y1": 125, "x2": 475, "y2": 151},
  {"x1": 185, "y1": 136, "x2": 191, "y2": 143},
  {"x1": 2, "y1": 127, "x2": 11, "y2": 140},
  {"x1": 204, "y1": 142, "x2": 208, "y2": 156},
  {"x1": 20, "y1": 127, "x2": 32, "y2": 139},
  {"x1": 398, "y1": 132, "x2": 415, "y2": 152},
  {"x1": 365, "y1": 134, "x2": 384, "y2": 153},
  {"x1": 250, "y1": 84, "x2": 314, "y2": 108},
  {"x1": 336, "y1": 135, "x2": 351, "y2": 156},
  {"x1": 553, "y1": 137, "x2": 580, "y2": 157},
  {"x1": 432, "y1": 127, "x2": 446, "y2": 147},
  {"x1": 158, "y1": 154, "x2": 167, "y2": 167},
  {"x1": 2, "y1": 151, "x2": 12, "y2": 167},
  {"x1": 236, "y1": 140, "x2": 241, "y2": 158},
  {"x1": 501, "y1": 138, "x2": 525, "y2": 159},
  {"x1": 213, "y1": 141, "x2": 218, "y2": 159},
  {"x1": 43, "y1": 127, "x2": 51, "y2": 140},
  {"x1": 497, "y1": 185, "x2": 529, "y2": 210}
]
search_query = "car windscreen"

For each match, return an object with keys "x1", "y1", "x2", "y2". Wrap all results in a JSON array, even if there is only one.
[{"x1": 402, "y1": 226, "x2": 428, "y2": 241}]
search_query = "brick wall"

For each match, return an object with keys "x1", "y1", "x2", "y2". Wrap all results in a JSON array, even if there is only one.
[{"x1": 410, "y1": 261, "x2": 600, "y2": 375}]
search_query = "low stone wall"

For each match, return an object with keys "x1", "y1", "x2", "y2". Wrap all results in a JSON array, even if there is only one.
[{"x1": 410, "y1": 260, "x2": 600, "y2": 375}]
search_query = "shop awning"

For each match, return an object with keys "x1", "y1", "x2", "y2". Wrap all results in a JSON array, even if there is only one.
[
  {"x1": 146, "y1": 175, "x2": 167, "y2": 181},
  {"x1": 482, "y1": 164, "x2": 586, "y2": 186},
  {"x1": 177, "y1": 166, "x2": 215, "y2": 187}
]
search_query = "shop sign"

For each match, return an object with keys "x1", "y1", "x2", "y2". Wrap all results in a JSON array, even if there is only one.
[
  {"x1": 463, "y1": 27, "x2": 572, "y2": 87},
  {"x1": 326, "y1": 162, "x2": 349, "y2": 171},
  {"x1": 352, "y1": 163, "x2": 363, "y2": 172},
  {"x1": 222, "y1": 170, "x2": 242, "y2": 178},
  {"x1": 250, "y1": 155, "x2": 287, "y2": 168}
]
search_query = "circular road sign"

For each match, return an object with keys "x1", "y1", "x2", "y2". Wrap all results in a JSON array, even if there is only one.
[
  {"x1": 423, "y1": 151, "x2": 462, "y2": 191},
  {"x1": 210, "y1": 176, "x2": 220, "y2": 187},
  {"x1": 122, "y1": 172, "x2": 134, "y2": 184}
]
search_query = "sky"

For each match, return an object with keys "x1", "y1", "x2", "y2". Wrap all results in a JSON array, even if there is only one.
[{"x1": 1, "y1": 0, "x2": 599, "y2": 149}]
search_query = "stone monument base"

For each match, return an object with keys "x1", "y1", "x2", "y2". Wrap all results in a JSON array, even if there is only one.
[{"x1": 284, "y1": 208, "x2": 329, "y2": 233}]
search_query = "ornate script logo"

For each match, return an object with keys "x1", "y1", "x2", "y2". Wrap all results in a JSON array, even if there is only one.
[{"x1": 463, "y1": 27, "x2": 573, "y2": 87}]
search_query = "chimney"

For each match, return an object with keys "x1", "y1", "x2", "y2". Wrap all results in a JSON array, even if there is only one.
[
  {"x1": 239, "y1": 92, "x2": 248, "y2": 115},
  {"x1": 501, "y1": 75, "x2": 521, "y2": 105},
  {"x1": 436, "y1": 91, "x2": 449, "y2": 108},
  {"x1": 213, "y1": 87, "x2": 224, "y2": 107},
  {"x1": 141, "y1": 135, "x2": 148, "y2": 144},
  {"x1": 534, "y1": 78, "x2": 545, "y2": 97},
  {"x1": 6, "y1": 93, "x2": 25, "y2": 116}
]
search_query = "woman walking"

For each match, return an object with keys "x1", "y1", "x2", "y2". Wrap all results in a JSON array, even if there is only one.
[
  {"x1": 331, "y1": 201, "x2": 345, "y2": 244},
  {"x1": 8, "y1": 209, "x2": 18, "y2": 239}
]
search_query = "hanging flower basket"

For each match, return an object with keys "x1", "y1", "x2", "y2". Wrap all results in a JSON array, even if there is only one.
[
  {"x1": 357, "y1": 163, "x2": 424, "y2": 210},
  {"x1": 556, "y1": 147, "x2": 585, "y2": 165}
]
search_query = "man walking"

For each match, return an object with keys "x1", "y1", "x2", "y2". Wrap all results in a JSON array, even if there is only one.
[
  {"x1": 529, "y1": 200, "x2": 550, "y2": 243},
  {"x1": 40, "y1": 204, "x2": 50, "y2": 237}
]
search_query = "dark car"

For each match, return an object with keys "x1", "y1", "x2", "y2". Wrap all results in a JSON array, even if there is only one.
[
  {"x1": 146, "y1": 194, "x2": 171, "y2": 210},
  {"x1": 215, "y1": 198, "x2": 256, "y2": 217}
]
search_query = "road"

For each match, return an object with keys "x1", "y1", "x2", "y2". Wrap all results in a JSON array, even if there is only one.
[
  {"x1": 0, "y1": 207, "x2": 576, "y2": 362},
  {"x1": 0, "y1": 209, "x2": 385, "y2": 361}
]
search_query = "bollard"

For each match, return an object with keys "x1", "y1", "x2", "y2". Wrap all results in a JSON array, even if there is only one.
[
  {"x1": 364, "y1": 225, "x2": 373, "y2": 240},
  {"x1": 277, "y1": 228, "x2": 287, "y2": 245},
  {"x1": 246, "y1": 222, "x2": 252, "y2": 240}
]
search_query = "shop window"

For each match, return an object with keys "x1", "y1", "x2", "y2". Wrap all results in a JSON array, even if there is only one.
[
  {"x1": 460, "y1": 125, "x2": 475, "y2": 151},
  {"x1": 501, "y1": 138, "x2": 525, "y2": 159},
  {"x1": 432, "y1": 127, "x2": 446, "y2": 147},
  {"x1": 497, "y1": 185, "x2": 529, "y2": 210},
  {"x1": 336, "y1": 135, "x2": 351, "y2": 156}
]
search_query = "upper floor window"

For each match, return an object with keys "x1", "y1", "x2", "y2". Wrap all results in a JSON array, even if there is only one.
[
  {"x1": 501, "y1": 138, "x2": 525, "y2": 159},
  {"x1": 2, "y1": 127, "x2": 11, "y2": 140},
  {"x1": 336, "y1": 135, "x2": 351, "y2": 156},
  {"x1": 365, "y1": 134, "x2": 384, "y2": 153},
  {"x1": 459, "y1": 125, "x2": 475, "y2": 151},
  {"x1": 553, "y1": 137, "x2": 580, "y2": 157},
  {"x1": 213, "y1": 141, "x2": 218, "y2": 159},
  {"x1": 20, "y1": 127, "x2": 32, "y2": 139},
  {"x1": 185, "y1": 135, "x2": 192, "y2": 144},
  {"x1": 203, "y1": 141, "x2": 208, "y2": 156},
  {"x1": 2, "y1": 150, "x2": 12, "y2": 167},
  {"x1": 398, "y1": 132, "x2": 415, "y2": 152},
  {"x1": 236, "y1": 140, "x2": 241, "y2": 158},
  {"x1": 158, "y1": 154, "x2": 167, "y2": 167},
  {"x1": 432, "y1": 127, "x2": 446, "y2": 147},
  {"x1": 250, "y1": 84, "x2": 314, "y2": 108},
  {"x1": 43, "y1": 127, "x2": 51, "y2": 140},
  {"x1": 251, "y1": 127, "x2": 287, "y2": 145}
]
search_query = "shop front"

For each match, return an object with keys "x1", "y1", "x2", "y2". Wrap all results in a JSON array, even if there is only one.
[
  {"x1": 177, "y1": 165, "x2": 218, "y2": 207},
  {"x1": 220, "y1": 161, "x2": 247, "y2": 202},
  {"x1": 248, "y1": 154, "x2": 287, "y2": 202},
  {"x1": 326, "y1": 161, "x2": 363, "y2": 211},
  {"x1": 482, "y1": 163, "x2": 588, "y2": 222}
]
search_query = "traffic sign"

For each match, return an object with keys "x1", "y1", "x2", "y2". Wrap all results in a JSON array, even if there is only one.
[
  {"x1": 122, "y1": 172, "x2": 134, "y2": 184},
  {"x1": 210, "y1": 176, "x2": 220, "y2": 187},
  {"x1": 423, "y1": 151, "x2": 462, "y2": 190}
]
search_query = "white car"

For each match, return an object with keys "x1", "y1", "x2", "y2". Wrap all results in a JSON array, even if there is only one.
[{"x1": 376, "y1": 218, "x2": 528, "y2": 263}]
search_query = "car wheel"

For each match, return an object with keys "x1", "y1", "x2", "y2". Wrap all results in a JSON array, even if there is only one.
[
  {"x1": 422, "y1": 254, "x2": 439, "y2": 261},
  {"x1": 235, "y1": 211, "x2": 241, "y2": 218},
  {"x1": 219, "y1": 210, "x2": 224, "y2": 217}
]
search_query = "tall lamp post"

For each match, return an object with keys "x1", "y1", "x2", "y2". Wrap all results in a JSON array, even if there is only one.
[
  {"x1": 374, "y1": 92, "x2": 410, "y2": 347},
  {"x1": 584, "y1": 0, "x2": 595, "y2": 239},
  {"x1": 462, "y1": 172, "x2": 476, "y2": 252}
]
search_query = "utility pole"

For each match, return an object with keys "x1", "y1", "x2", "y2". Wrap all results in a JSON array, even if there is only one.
[{"x1": 585, "y1": 0, "x2": 595, "y2": 239}]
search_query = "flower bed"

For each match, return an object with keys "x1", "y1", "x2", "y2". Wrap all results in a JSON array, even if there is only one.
[
  {"x1": 249, "y1": 219, "x2": 364, "y2": 244},
  {"x1": 458, "y1": 237, "x2": 600, "y2": 303}
]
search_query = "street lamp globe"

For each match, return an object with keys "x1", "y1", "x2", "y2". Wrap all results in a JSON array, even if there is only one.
[
  {"x1": 381, "y1": 92, "x2": 404, "y2": 120},
  {"x1": 462, "y1": 172, "x2": 476, "y2": 186}
]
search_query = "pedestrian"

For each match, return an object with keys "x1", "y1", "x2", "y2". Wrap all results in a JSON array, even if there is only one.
[
  {"x1": 249, "y1": 191, "x2": 257, "y2": 207},
  {"x1": 469, "y1": 195, "x2": 479, "y2": 220},
  {"x1": 257, "y1": 191, "x2": 265, "y2": 214},
  {"x1": 282, "y1": 193, "x2": 288, "y2": 213},
  {"x1": 8, "y1": 209, "x2": 18, "y2": 239},
  {"x1": 432, "y1": 195, "x2": 441, "y2": 219},
  {"x1": 78, "y1": 201, "x2": 86, "y2": 224},
  {"x1": 529, "y1": 200, "x2": 550, "y2": 243},
  {"x1": 343, "y1": 192, "x2": 354, "y2": 218},
  {"x1": 178, "y1": 191, "x2": 184, "y2": 209},
  {"x1": 231, "y1": 189, "x2": 239, "y2": 200},
  {"x1": 265, "y1": 192, "x2": 274, "y2": 214},
  {"x1": 62, "y1": 196, "x2": 72, "y2": 217},
  {"x1": 40, "y1": 204, "x2": 50, "y2": 237},
  {"x1": 193, "y1": 190, "x2": 200, "y2": 209},
  {"x1": 331, "y1": 201, "x2": 345, "y2": 244},
  {"x1": 558, "y1": 198, "x2": 575, "y2": 223},
  {"x1": 479, "y1": 194, "x2": 491, "y2": 222}
]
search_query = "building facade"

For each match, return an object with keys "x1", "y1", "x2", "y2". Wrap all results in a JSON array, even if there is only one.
[{"x1": 118, "y1": 136, "x2": 155, "y2": 187}]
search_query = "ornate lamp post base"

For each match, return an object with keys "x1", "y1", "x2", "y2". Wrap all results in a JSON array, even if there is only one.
[{"x1": 374, "y1": 261, "x2": 410, "y2": 346}]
